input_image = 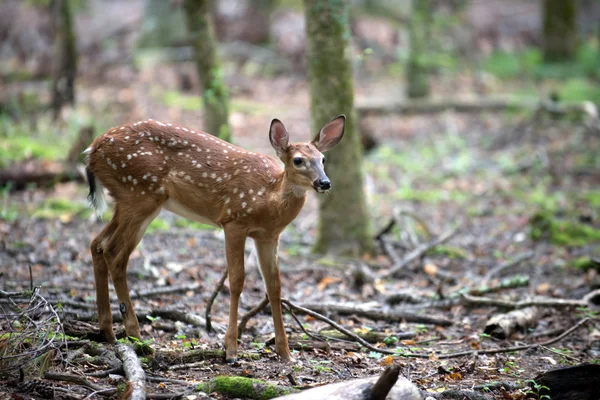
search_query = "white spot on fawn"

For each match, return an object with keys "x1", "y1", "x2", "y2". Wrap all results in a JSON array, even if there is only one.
[
  {"x1": 241, "y1": 202, "x2": 247, "y2": 208},
  {"x1": 239, "y1": 192, "x2": 245, "y2": 199}
]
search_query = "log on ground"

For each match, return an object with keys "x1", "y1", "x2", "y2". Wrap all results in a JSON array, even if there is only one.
[
  {"x1": 276, "y1": 365, "x2": 420, "y2": 400},
  {"x1": 196, "y1": 376, "x2": 298, "y2": 399}
]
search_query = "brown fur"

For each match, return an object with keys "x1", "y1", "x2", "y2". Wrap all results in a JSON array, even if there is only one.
[{"x1": 86, "y1": 116, "x2": 344, "y2": 362}]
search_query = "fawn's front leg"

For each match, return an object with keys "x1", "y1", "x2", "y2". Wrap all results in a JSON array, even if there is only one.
[
  {"x1": 254, "y1": 238, "x2": 293, "y2": 363},
  {"x1": 223, "y1": 228, "x2": 247, "y2": 363}
]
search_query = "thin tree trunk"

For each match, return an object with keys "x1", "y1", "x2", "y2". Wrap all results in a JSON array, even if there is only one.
[
  {"x1": 50, "y1": 0, "x2": 77, "y2": 119},
  {"x1": 542, "y1": 0, "x2": 577, "y2": 62},
  {"x1": 406, "y1": 0, "x2": 432, "y2": 99},
  {"x1": 183, "y1": 0, "x2": 231, "y2": 142},
  {"x1": 304, "y1": 0, "x2": 372, "y2": 256}
]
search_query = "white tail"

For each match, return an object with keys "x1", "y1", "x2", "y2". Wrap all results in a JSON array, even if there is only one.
[{"x1": 86, "y1": 116, "x2": 345, "y2": 362}]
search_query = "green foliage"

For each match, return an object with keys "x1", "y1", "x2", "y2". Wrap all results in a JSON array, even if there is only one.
[
  {"x1": 525, "y1": 378, "x2": 552, "y2": 399},
  {"x1": 146, "y1": 218, "x2": 170, "y2": 233},
  {"x1": 32, "y1": 198, "x2": 90, "y2": 220},
  {"x1": 383, "y1": 335, "x2": 398, "y2": 345},
  {"x1": 481, "y1": 41, "x2": 600, "y2": 103},
  {"x1": 134, "y1": 338, "x2": 155, "y2": 357},
  {"x1": 529, "y1": 210, "x2": 600, "y2": 246},
  {"x1": 0, "y1": 184, "x2": 18, "y2": 222},
  {"x1": 0, "y1": 109, "x2": 110, "y2": 167},
  {"x1": 570, "y1": 256, "x2": 599, "y2": 272}
]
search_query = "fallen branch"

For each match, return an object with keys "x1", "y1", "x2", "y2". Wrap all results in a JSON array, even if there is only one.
[
  {"x1": 238, "y1": 296, "x2": 270, "y2": 338},
  {"x1": 283, "y1": 299, "x2": 417, "y2": 356},
  {"x1": 131, "y1": 283, "x2": 202, "y2": 299},
  {"x1": 296, "y1": 302, "x2": 453, "y2": 326},
  {"x1": 318, "y1": 329, "x2": 415, "y2": 344},
  {"x1": 160, "y1": 348, "x2": 260, "y2": 364},
  {"x1": 383, "y1": 227, "x2": 459, "y2": 278},
  {"x1": 196, "y1": 376, "x2": 298, "y2": 399},
  {"x1": 116, "y1": 343, "x2": 145, "y2": 400},
  {"x1": 0, "y1": 160, "x2": 83, "y2": 190},
  {"x1": 44, "y1": 371, "x2": 116, "y2": 396},
  {"x1": 206, "y1": 268, "x2": 228, "y2": 333},
  {"x1": 357, "y1": 96, "x2": 536, "y2": 116},
  {"x1": 64, "y1": 307, "x2": 225, "y2": 333},
  {"x1": 462, "y1": 288, "x2": 600, "y2": 309}
]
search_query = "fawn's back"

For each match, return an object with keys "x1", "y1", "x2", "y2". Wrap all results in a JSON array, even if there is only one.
[{"x1": 86, "y1": 119, "x2": 304, "y2": 235}]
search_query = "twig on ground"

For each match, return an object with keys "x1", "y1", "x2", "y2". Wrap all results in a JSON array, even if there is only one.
[
  {"x1": 296, "y1": 302, "x2": 453, "y2": 326},
  {"x1": 131, "y1": 283, "x2": 202, "y2": 299},
  {"x1": 462, "y1": 288, "x2": 600, "y2": 309},
  {"x1": 282, "y1": 300, "x2": 590, "y2": 360},
  {"x1": 85, "y1": 366, "x2": 124, "y2": 378},
  {"x1": 237, "y1": 296, "x2": 270, "y2": 338},
  {"x1": 116, "y1": 343, "x2": 146, "y2": 400},
  {"x1": 44, "y1": 371, "x2": 115, "y2": 394},
  {"x1": 482, "y1": 251, "x2": 535, "y2": 285},
  {"x1": 383, "y1": 227, "x2": 460, "y2": 278},
  {"x1": 282, "y1": 299, "x2": 402, "y2": 356},
  {"x1": 206, "y1": 268, "x2": 228, "y2": 333},
  {"x1": 64, "y1": 308, "x2": 226, "y2": 333}
]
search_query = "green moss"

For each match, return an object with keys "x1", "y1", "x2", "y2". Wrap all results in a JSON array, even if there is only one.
[
  {"x1": 584, "y1": 191, "x2": 600, "y2": 208},
  {"x1": 196, "y1": 376, "x2": 297, "y2": 399},
  {"x1": 530, "y1": 210, "x2": 600, "y2": 246},
  {"x1": 570, "y1": 256, "x2": 599, "y2": 271}
]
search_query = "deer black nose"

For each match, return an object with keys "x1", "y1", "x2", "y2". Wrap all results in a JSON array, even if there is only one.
[{"x1": 318, "y1": 178, "x2": 331, "y2": 190}]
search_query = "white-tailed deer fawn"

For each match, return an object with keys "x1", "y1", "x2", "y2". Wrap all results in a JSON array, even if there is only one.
[{"x1": 85, "y1": 115, "x2": 345, "y2": 362}]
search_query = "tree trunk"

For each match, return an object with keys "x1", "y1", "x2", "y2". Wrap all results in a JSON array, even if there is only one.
[
  {"x1": 183, "y1": 0, "x2": 231, "y2": 142},
  {"x1": 304, "y1": 0, "x2": 372, "y2": 256},
  {"x1": 50, "y1": 0, "x2": 78, "y2": 119},
  {"x1": 406, "y1": 0, "x2": 432, "y2": 99},
  {"x1": 542, "y1": 0, "x2": 577, "y2": 62}
]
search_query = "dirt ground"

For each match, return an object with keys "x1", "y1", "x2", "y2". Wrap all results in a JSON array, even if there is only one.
[{"x1": 2, "y1": 41, "x2": 600, "y2": 399}]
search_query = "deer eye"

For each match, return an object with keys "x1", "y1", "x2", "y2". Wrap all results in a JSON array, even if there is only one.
[
  {"x1": 322, "y1": 157, "x2": 325, "y2": 165},
  {"x1": 293, "y1": 157, "x2": 303, "y2": 166}
]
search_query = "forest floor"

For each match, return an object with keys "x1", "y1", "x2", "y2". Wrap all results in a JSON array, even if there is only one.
[{"x1": 2, "y1": 60, "x2": 600, "y2": 399}]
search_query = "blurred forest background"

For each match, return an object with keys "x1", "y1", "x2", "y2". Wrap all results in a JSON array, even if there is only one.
[{"x1": 1, "y1": 0, "x2": 600, "y2": 399}]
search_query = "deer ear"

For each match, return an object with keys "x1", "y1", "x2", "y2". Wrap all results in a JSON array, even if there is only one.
[
  {"x1": 269, "y1": 119, "x2": 290, "y2": 157},
  {"x1": 311, "y1": 115, "x2": 345, "y2": 152}
]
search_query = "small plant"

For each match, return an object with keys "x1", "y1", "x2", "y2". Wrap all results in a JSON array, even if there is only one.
[
  {"x1": 251, "y1": 342, "x2": 266, "y2": 351},
  {"x1": 383, "y1": 335, "x2": 398, "y2": 345},
  {"x1": 525, "y1": 379, "x2": 551, "y2": 400}
]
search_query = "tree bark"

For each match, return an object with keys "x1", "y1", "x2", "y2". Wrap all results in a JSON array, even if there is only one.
[
  {"x1": 183, "y1": 0, "x2": 231, "y2": 142},
  {"x1": 542, "y1": 0, "x2": 577, "y2": 62},
  {"x1": 304, "y1": 0, "x2": 372, "y2": 256},
  {"x1": 406, "y1": 0, "x2": 432, "y2": 99},
  {"x1": 50, "y1": 0, "x2": 78, "y2": 119}
]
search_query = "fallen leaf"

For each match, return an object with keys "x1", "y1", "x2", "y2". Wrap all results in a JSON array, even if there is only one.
[
  {"x1": 424, "y1": 263, "x2": 438, "y2": 276},
  {"x1": 317, "y1": 276, "x2": 342, "y2": 291},
  {"x1": 449, "y1": 371, "x2": 463, "y2": 381},
  {"x1": 536, "y1": 282, "x2": 550, "y2": 295},
  {"x1": 380, "y1": 355, "x2": 394, "y2": 366}
]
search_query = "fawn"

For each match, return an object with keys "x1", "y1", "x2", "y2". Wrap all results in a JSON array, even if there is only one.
[{"x1": 85, "y1": 115, "x2": 345, "y2": 362}]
